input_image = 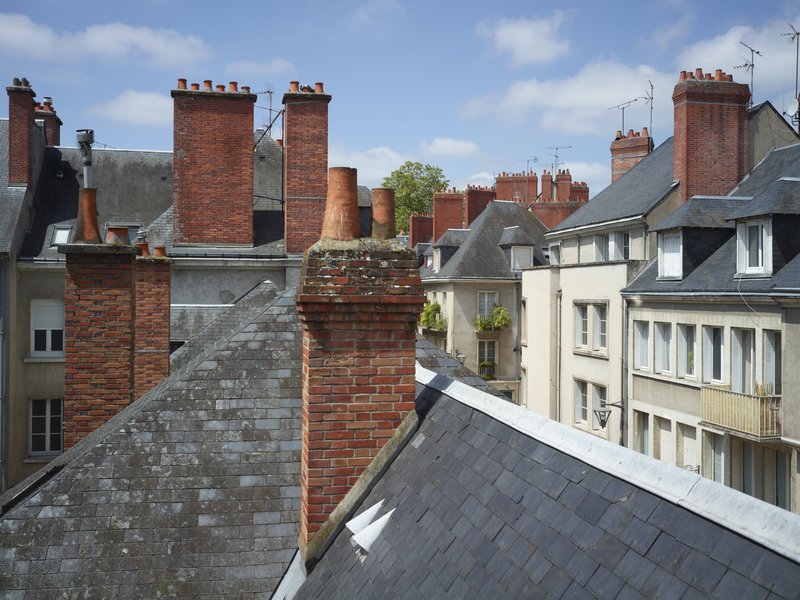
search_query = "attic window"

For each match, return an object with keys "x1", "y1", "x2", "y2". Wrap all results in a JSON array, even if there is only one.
[
  {"x1": 657, "y1": 231, "x2": 682, "y2": 279},
  {"x1": 736, "y1": 219, "x2": 772, "y2": 276},
  {"x1": 51, "y1": 227, "x2": 71, "y2": 246},
  {"x1": 510, "y1": 246, "x2": 534, "y2": 270}
]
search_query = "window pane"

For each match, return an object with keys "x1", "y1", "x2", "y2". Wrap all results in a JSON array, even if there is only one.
[
  {"x1": 34, "y1": 329, "x2": 47, "y2": 352},
  {"x1": 51, "y1": 329, "x2": 64, "y2": 352},
  {"x1": 31, "y1": 433, "x2": 46, "y2": 452},
  {"x1": 747, "y1": 224, "x2": 761, "y2": 268},
  {"x1": 712, "y1": 327, "x2": 722, "y2": 381}
]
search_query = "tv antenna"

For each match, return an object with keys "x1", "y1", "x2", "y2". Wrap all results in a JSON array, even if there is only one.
[
  {"x1": 517, "y1": 157, "x2": 538, "y2": 203},
  {"x1": 254, "y1": 85, "x2": 286, "y2": 150},
  {"x1": 609, "y1": 98, "x2": 638, "y2": 132},
  {"x1": 783, "y1": 25, "x2": 800, "y2": 132},
  {"x1": 640, "y1": 81, "x2": 654, "y2": 139},
  {"x1": 545, "y1": 146, "x2": 571, "y2": 173},
  {"x1": 735, "y1": 41, "x2": 762, "y2": 107}
]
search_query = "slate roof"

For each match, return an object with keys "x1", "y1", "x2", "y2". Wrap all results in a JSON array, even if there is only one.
[
  {"x1": 551, "y1": 137, "x2": 677, "y2": 233},
  {"x1": 0, "y1": 119, "x2": 29, "y2": 255},
  {"x1": 425, "y1": 201, "x2": 548, "y2": 280},
  {"x1": 0, "y1": 283, "x2": 303, "y2": 598},
  {"x1": 732, "y1": 143, "x2": 800, "y2": 197},
  {"x1": 498, "y1": 225, "x2": 536, "y2": 246},
  {"x1": 432, "y1": 229, "x2": 469, "y2": 248},
  {"x1": 297, "y1": 366, "x2": 800, "y2": 599},
  {"x1": 727, "y1": 177, "x2": 800, "y2": 220},
  {"x1": 651, "y1": 197, "x2": 746, "y2": 231}
]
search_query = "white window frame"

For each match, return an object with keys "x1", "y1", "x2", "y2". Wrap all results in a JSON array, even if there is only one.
[
  {"x1": 703, "y1": 326, "x2": 724, "y2": 383},
  {"x1": 654, "y1": 322, "x2": 672, "y2": 374},
  {"x1": 633, "y1": 320, "x2": 650, "y2": 370},
  {"x1": 763, "y1": 330, "x2": 782, "y2": 395},
  {"x1": 30, "y1": 299, "x2": 65, "y2": 358},
  {"x1": 477, "y1": 291, "x2": 498, "y2": 319},
  {"x1": 511, "y1": 246, "x2": 534, "y2": 271},
  {"x1": 575, "y1": 305, "x2": 588, "y2": 349},
  {"x1": 29, "y1": 398, "x2": 63, "y2": 455},
  {"x1": 677, "y1": 324, "x2": 696, "y2": 379},
  {"x1": 432, "y1": 249, "x2": 441, "y2": 272},
  {"x1": 736, "y1": 219, "x2": 772, "y2": 276},
  {"x1": 478, "y1": 339, "x2": 497, "y2": 378},
  {"x1": 730, "y1": 328, "x2": 754, "y2": 395},
  {"x1": 657, "y1": 230, "x2": 682, "y2": 279},
  {"x1": 520, "y1": 299, "x2": 527, "y2": 346},
  {"x1": 574, "y1": 380, "x2": 588, "y2": 424},
  {"x1": 51, "y1": 226, "x2": 71, "y2": 246},
  {"x1": 549, "y1": 243, "x2": 561, "y2": 266},
  {"x1": 593, "y1": 304, "x2": 607, "y2": 351},
  {"x1": 594, "y1": 234, "x2": 609, "y2": 262}
]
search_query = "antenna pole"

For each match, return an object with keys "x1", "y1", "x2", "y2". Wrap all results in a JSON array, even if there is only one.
[
  {"x1": 783, "y1": 25, "x2": 800, "y2": 132},
  {"x1": 516, "y1": 157, "x2": 538, "y2": 203},
  {"x1": 609, "y1": 98, "x2": 639, "y2": 132},
  {"x1": 545, "y1": 146, "x2": 571, "y2": 173},
  {"x1": 737, "y1": 41, "x2": 763, "y2": 107}
]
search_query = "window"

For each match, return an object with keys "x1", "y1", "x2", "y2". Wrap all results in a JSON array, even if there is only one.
[
  {"x1": 477, "y1": 291, "x2": 498, "y2": 319},
  {"x1": 520, "y1": 299, "x2": 527, "y2": 345},
  {"x1": 432, "y1": 249, "x2": 441, "y2": 272},
  {"x1": 549, "y1": 243, "x2": 561, "y2": 265},
  {"x1": 677, "y1": 325, "x2": 696, "y2": 378},
  {"x1": 511, "y1": 246, "x2": 534, "y2": 270},
  {"x1": 736, "y1": 219, "x2": 772, "y2": 275},
  {"x1": 654, "y1": 322, "x2": 672, "y2": 374},
  {"x1": 30, "y1": 300, "x2": 64, "y2": 357},
  {"x1": 622, "y1": 232, "x2": 630, "y2": 260},
  {"x1": 575, "y1": 305, "x2": 588, "y2": 348},
  {"x1": 30, "y1": 399, "x2": 63, "y2": 455},
  {"x1": 633, "y1": 320, "x2": 650, "y2": 370},
  {"x1": 478, "y1": 340, "x2": 496, "y2": 378},
  {"x1": 634, "y1": 410, "x2": 650, "y2": 455},
  {"x1": 610, "y1": 231, "x2": 630, "y2": 261},
  {"x1": 593, "y1": 305, "x2": 607, "y2": 351},
  {"x1": 51, "y1": 226, "x2": 71, "y2": 246},
  {"x1": 703, "y1": 431, "x2": 724, "y2": 483},
  {"x1": 592, "y1": 384, "x2": 606, "y2": 430},
  {"x1": 594, "y1": 234, "x2": 609, "y2": 262},
  {"x1": 575, "y1": 380, "x2": 588, "y2": 423},
  {"x1": 764, "y1": 330, "x2": 781, "y2": 395},
  {"x1": 703, "y1": 326, "x2": 724, "y2": 383},
  {"x1": 653, "y1": 417, "x2": 674, "y2": 464},
  {"x1": 658, "y1": 231, "x2": 682, "y2": 278},
  {"x1": 731, "y1": 328, "x2": 754, "y2": 394}
]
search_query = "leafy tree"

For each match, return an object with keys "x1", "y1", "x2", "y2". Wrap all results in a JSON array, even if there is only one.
[{"x1": 381, "y1": 161, "x2": 449, "y2": 233}]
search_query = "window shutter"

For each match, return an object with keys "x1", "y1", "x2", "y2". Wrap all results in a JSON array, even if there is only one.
[
  {"x1": 764, "y1": 330, "x2": 781, "y2": 395},
  {"x1": 677, "y1": 326, "x2": 687, "y2": 378},
  {"x1": 736, "y1": 223, "x2": 746, "y2": 274},
  {"x1": 32, "y1": 302, "x2": 64, "y2": 329},
  {"x1": 703, "y1": 327, "x2": 712, "y2": 381},
  {"x1": 731, "y1": 329, "x2": 743, "y2": 393}
]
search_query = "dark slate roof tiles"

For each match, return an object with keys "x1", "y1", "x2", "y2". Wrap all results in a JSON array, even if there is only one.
[
  {"x1": 651, "y1": 196, "x2": 746, "y2": 231},
  {"x1": 727, "y1": 177, "x2": 800, "y2": 220}
]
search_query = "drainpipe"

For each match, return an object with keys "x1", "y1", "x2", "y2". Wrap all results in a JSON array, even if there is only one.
[
  {"x1": 556, "y1": 288, "x2": 562, "y2": 423},
  {"x1": 621, "y1": 296, "x2": 629, "y2": 447},
  {"x1": 0, "y1": 264, "x2": 5, "y2": 491}
]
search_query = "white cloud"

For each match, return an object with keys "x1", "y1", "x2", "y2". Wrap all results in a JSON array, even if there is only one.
[
  {"x1": 89, "y1": 91, "x2": 172, "y2": 127},
  {"x1": 329, "y1": 143, "x2": 410, "y2": 187},
  {"x1": 560, "y1": 161, "x2": 612, "y2": 198},
  {"x1": 462, "y1": 60, "x2": 674, "y2": 137},
  {"x1": 0, "y1": 13, "x2": 209, "y2": 67},
  {"x1": 420, "y1": 137, "x2": 479, "y2": 158},
  {"x1": 226, "y1": 58, "x2": 295, "y2": 78},
  {"x1": 643, "y1": 0, "x2": 694, "y2": 52},
  {"x1": 469, "y1": 172, "x2": 494, "y2": 182},
  {"x1": 339, "y1": 0, "x2": 403, "y2": 35},
  {"x1": 476, "y1": 12, "x2": 572, "y2": 67}
]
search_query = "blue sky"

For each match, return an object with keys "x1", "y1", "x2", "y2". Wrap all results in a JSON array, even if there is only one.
[{"x1": 3, "y1": 0, "x2": 800, "y2": 197}]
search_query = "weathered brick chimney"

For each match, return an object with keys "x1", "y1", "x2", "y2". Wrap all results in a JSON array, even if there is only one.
[
  {"x1": 35, "y1": 96, "x2": 62, "y2": 146},
  {"x1": 7, "y1": 77, "x2": 35, "y2": 187},
  {"x1": 409, "y1": 214, "x2": 432, "y2": 249},
  {"x1": 283, "y1": 81, "x2": 332, "y2": 254},
  {"x1": 432, "y1": 189, "x2": 463, "y2": 243},
  {"x1": 611, "y1": 128, "x2": 653, "y2": 182},
  {"x1": 496, "y1": 171, "x2": 537, "y2": 203},
  {"x1": 296, "y1": 168, "x2": 424, "y2": 555},
  {"x1": 555, "y1": 169, "x2": 572, "y2": 201},
  {"x1": 465, "y1": 185, "x2": 496, "y2": 226},
  {"x1": 172, "y1": 78, "x2": 256, "y2": 245},
  {"x1": 60, "y1": 135, "x2": 170, "y2": 447},
  {"x1": 673, "y1": 68, "x2": 750, "y2": 202},
  {"x1": 540, "y1": 170, "x2": 553, "y2": 202}
]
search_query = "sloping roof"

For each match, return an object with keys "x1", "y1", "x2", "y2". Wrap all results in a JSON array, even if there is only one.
[
  {"x1": 298, "y1": 366, "x2": 800, "y2": 598},
  {"x1": 0, "y1": 119, "x2": 28, "y2": 255},
  {"x1": 426, "y1": 201, "x2": 548, "y2": 279},
  {"x1": 498, "y1": 225, "x2": 537, "y2": 246},
  {"x1": 732, "y1": 143, "x2": 800, "y2": 197},
  {"x1": 551, "y1": 137, "x2": 676, "y2": 232},
  {"x1": 0, "y1": 283, "x2": 303, "y2": 598},
  {"x1": 651, "y1": 197, "x2": 747, "y2": 231},
  {"x1": 432, "y1": 229, "x2": 469, "y2": 248},
  {"x1": 727, "y1": 177, "x2": 800, "y2": 220}
]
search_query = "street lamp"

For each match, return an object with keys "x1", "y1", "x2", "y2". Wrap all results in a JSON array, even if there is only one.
[{"x1": 593, "y1": 401, "x2": 624, "y2": 429}]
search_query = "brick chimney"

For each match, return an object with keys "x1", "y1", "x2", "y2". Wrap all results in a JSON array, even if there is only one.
[
  {"x1": 7, "y1": 77, "x2": 35, "y2": 187},
  {"x1": 540, "y1": 170, "x2": 553, "y2": 202},
  {"x1": 296, "y1": 167, "x2": 424, "y2": 554},
  {"x1": 495, "y1": 171, "x2": 537, "y2": 203},
  {"x1": 35, "y1": 96, "x2": 62, "y2": 146},
  {"x1": 555, "y1": 169, "x2": 572, "y2": 202},
  {"x1": 465, "y1": 185, "x2": 496, "y2": 226},
  {"x1": 283, "y1": 81, "x2": 332, "y2": 254},
  {"x1": 432, "y1": 189, "x2": 463, "y2": 243},
  {"x1": 610, "y1": 128, "x2": 653, "y2": 182},
  {"x1": 172, "y1": 78, "x2": 256, "y2": 246},
  {"x1": 673, "y1": 68, "x2": 750, "y2": 202},
  {"x1": 409, "y1": 214, "x2": 432, "y2": 249}
]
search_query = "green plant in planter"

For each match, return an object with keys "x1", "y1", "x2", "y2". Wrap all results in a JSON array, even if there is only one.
[
  {"x1": 479, "y1": 361, "x2": 497, "y2": 380},
  {"x1": 474, "y1": 305, "x2": 512, "y2": 331},
  {"x1": 420, "y1": 302, "x2": 447, "y2": 331}
]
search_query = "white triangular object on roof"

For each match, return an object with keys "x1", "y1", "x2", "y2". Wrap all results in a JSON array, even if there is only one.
[
  {"x1": 345, "y1": 499, "x2": 384, "y2": 535},
  {"x1": 352, "y1": 508, "x2": 395, "y2": 554}
]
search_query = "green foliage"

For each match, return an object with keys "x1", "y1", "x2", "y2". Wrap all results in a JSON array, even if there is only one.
[
  {"x1": 474, "y1": 305, "x2": 512, "y2": 331},
  {"x1": 381, "y1": 161, "x2": 449, "y2": 233},
  {"x1": 479, "y1": 361, "x2": 497, "y2": 381},
  {"x1": 419, "y1": 302, "x2": 447, "y2": 331}
]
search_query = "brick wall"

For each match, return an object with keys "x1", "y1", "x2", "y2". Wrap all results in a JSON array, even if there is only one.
[
  {"x1": 296, "y1": 238, "x2": 424, "y2": 546},
  {"x1": 283, "y1": 83, "x2": 332, "y2": 253},
  {"x1": 465, "y1": 186, "x2": 496, "y2": 226},
  {"x1": 611, "y1": 128, "x2": 652, "y2": 182},
  {"x1": 172, "y1": 80, "x2": 255, "y2": 245},
  {"x1": 555, "y1": 170, "x2": 572, "y2": 201},
  {"x1": 673, "y1": 69, "x2": 750, "y2": 202},
  {"x1": 432, "y1": 191, "x2": 463, "y2": 243},
  {"x1": 35, "y1": 97, "x2": 61, "y2": 146},
  {"x1": 7, "y1": 79, "x2": 35, "y2": 187},
  {"x1": 409, "y1": 214, "x2": 432, "y2": 249},
  {"x1": 496, "y1": 172, "x2": 537, "y2": 203},
  {"x1": 531, "y1": 203, "x2": 585, "y2": 229},
  {"x1": 133, "y1": 257, "x2": 171, "y2": 399},
  {"x1": 540, "y1": 171, "x2": 553, "y2": 202}
]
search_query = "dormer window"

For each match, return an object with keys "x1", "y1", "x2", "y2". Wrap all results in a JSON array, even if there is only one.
[
  {"x1": 510, "y1": 246, "x2": 533, "y2": 270},
  {"x1": 432, "y1": 249, "x2": 441, "y2": 272},
  {"x1": 657, "y1": 231, "x2": 682, "y2": 279},
  {"x1": 736, "y1": 219, "x2": 772, "y2": 276},
  {"x1": 549, "y1": 243, "x2": 561, "y2": 265},
  {"x1": 51, "y1": 226, "x2": 71, "y2": 246}
]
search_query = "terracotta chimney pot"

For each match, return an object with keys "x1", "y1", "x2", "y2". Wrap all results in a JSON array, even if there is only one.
[
  {"x1": 191, "y1": 82, "x2": 200, "y2": 91},
  {"x1": 289, "y1": 80, "x2": 300, "y2": 93},
  {"x1": 241, "y1": 86, "x2": 250, "y2": 94},
  {"x1": 203, "y1": 80, "x2": 212, "y2": 91},
  {"x1": 229, "y1": 81, "x2": 238, "y2": 92},
  {"x1": 153, "y1": 246, "x2": 167, "y2": 257},
  {"x1": 315, "y1": 82, "x2": 324, "y2": 94},
  {"x1": 177, "y1": 78, "x2": 187, "y2": 90},
  {"x1": 216, "y1": 84, "x2": 225, "y2": 92},
  {"x1": 371, "y1": 188, "x2": 396, "y2": 240},
  {"x1": 106, "y1": 226, "x2": 131, "y2": 246},
  {"x1": 321, "y1": 167, "x2": 360, "y2": 241}
]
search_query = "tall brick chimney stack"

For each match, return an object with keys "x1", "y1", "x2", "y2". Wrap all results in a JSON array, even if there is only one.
[
  {"x1": 60, "y1": 132, "x2": 170, "y2": 447},
  {"x1": 610, "y1": 128, "x2": 653, "y2": 182},
  {"x1": 7, "y1": 77, "x2": 35, "y2": 187},
  {"x1": 172, "y1": 78, "x2": 256, "y2": 246},
  {"x1": 540, "y1": 170, "x2": 553, "y2": 202},
  {"x1": 35, "y1": 96, "x2": 62, "y2": 146},
  {"x1": 555, "y1": 169, "x2": 572, "y2": 201},
  {"x1": 283, "y1": 81, "x2": 332, "y2": 254},
  {"x1": 296, "y1": 168, "x2": 424, "y2": 557},
  {"x1": 465, "y1": 185, "x2": 496, "y2": 226},
  {"x1": 496, "y1": 171, "x2": 537, "y2": 203},
  {"x1": 673, "y1": 68, "x2": 750, "y2": 202},
  {"x1": 432, "y1": 189, "x2": 463, "y2": 243},
  {"x1": 409, "y1": 214, "x2": 433, "y2": 249}
]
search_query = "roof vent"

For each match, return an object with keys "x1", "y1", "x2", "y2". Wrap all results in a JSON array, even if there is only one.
[{"x1": 345, "y1": 500, "x2": 395, "y2": 561}]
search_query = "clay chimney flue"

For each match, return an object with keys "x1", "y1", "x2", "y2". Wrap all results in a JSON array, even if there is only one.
[
  {"x1": 371, "y1": 187, "x2": 396, "y2": 240},
  {"x1": 321, "y1": 167, "x2": 360, "y2": 241}
]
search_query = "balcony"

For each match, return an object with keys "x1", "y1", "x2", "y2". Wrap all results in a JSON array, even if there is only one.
[{"x1": 701, "y1": 385, "x2": 781, "y2": 440}]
